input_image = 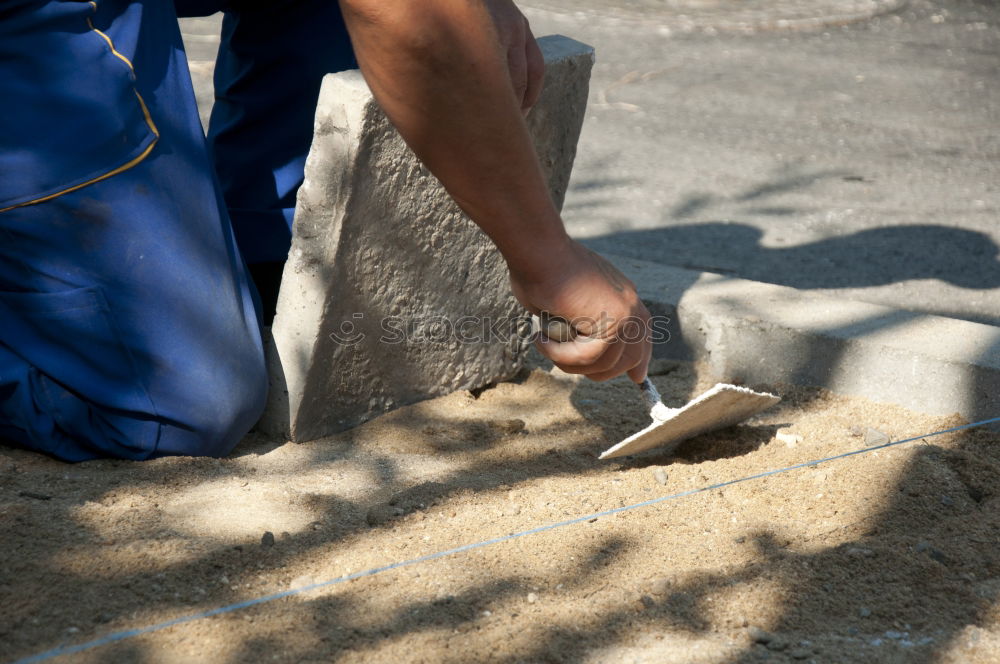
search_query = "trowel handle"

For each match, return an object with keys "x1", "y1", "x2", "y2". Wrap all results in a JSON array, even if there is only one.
[
  {"x1": 530, "y1": 313, "x2": 576, "y2": 343},
  {"x1": 532, "y1": 314, "x2": 656, "y2": 398},
  {"x1": 638, "y1": 377, "x2": 663, "y2": 410}
]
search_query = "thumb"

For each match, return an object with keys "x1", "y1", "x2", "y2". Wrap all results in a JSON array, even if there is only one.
[{"x1": 536, "y1": 331, "x2": 620, "y2": 372}]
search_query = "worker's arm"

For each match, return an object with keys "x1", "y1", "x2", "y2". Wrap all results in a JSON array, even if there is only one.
[{"x1": 338, "y1": 0, "x2": 652, "y2": 381}]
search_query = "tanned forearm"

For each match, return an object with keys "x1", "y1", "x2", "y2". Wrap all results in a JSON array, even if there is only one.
[
  {"x1": 337, "y1": 0, "x2": 570, "y2": 282},
  {"x1": 338, "y1": 0, "x2": 653, "y2": 382}
]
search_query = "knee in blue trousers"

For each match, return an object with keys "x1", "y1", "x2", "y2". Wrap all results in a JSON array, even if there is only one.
[{"x1": 0, "y1": 0, "x2": 355, "y2": 460}]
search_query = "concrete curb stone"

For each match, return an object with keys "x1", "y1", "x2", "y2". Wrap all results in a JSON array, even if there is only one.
[{"x1": 609, "y1": 253, "x2": 1000, "y2": 427}]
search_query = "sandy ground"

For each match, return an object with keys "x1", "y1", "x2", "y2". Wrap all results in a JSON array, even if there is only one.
[{"x1": 3, "y1": 357, "x2": 1000, "y2": 663}]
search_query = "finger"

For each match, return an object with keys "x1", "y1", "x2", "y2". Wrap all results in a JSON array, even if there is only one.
[
  {"x1": 535, "y1": 332, "x2": 619, "y2": 373},
  {"x1": 586, "y1": 367, "x2": 629, "y2": 382},
  {"x1": 556, "y1": 339, "x2": 626, "y2": 377},
  {"x1": 614, "y1": 306, "x2": 653, "y2": 383},
  {"x1": 521, "y1": 21, "x2": 544, "y2": 113},
  {"x1": 589, "y1": 338, "x2": 646, "y2": 382},
  {"x1": 626, "y1": 336, "x2": 653, "y2": 383},
  {"x1": 545, "y1": 338, "x2": 623, "y2": 376}
]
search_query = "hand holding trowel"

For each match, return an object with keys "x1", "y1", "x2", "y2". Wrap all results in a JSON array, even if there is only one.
[{"x1": 533, "y1": 313, "x2": 780, "y2": 460}]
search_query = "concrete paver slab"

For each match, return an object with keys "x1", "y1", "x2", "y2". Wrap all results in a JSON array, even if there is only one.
[{"x1": 260, "y1": 36, "x2": 595, "y2": 441}]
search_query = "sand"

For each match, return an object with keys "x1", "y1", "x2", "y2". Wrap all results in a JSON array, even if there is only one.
[{"x1": 3, "y1": 357, "x2": 1000, "y2": 663}]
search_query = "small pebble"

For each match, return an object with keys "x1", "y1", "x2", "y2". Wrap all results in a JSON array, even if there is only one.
[
  {"x1": 940, "y1": 495, "x2": 954, "y2": 506},
  {"x1": 788, "y1": 647, "x2": 810, "y2": 660},
  {"x1": 885, "y1": 630, "x2": 905, "y2": 640},
  {"x1": 859, "y1": 607, "x2": 872, "y2": 618},
  {"x1": 928, "y1": 548, "x2": 948, "y2": 565},
  {"x1": 915, "y1": 540, "x2": 931, "y2": 553},
  {"x1": 847, "y1": 626, "x2": 860, "y2": 636},
  {"x1": 488, "y1": 418, "x2": 526, "y2": 435},
  {"x1": 652, "y1": 468, "x2": 668, "y2": 485},
  {"x1": 864, "y1": 428, "x2": 890, "y2": 446},
  {"x1": 647, "y1": 578, "x2": 672, "y2": 596},
  {"x1": 749, "y1": 626, "x2": 773, "y2": 644},
  {"x1": 766, "y1": 638, "x2": 788, "y2": 652},
  {"x1": 871, "y1": 638, "x2": 884, "y2": 646},
  {"x1": 526, "y1": 592, "x2": 538, "y2": 604},
  {"x1": 776, "y1": 430, "x2": 803, "y2": 447},
  {"x1": 260, "y1": 531, "x2": 275, "y2": 547},
  {"x1": 219, "y1": 575, "x2": 230, "y2": 585},
  {"x1": 288, "y1": 575, "x2": 317, "y2": 592}
]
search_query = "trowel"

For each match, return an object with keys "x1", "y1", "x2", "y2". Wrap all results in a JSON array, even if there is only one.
[{"x1": 533, "y1": 314, "x2": 780, "y2": 460}]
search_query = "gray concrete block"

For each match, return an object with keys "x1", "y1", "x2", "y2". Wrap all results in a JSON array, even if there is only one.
[
  {"x1": 608, "y1": 254, "x2": 1000, "y2": 427},
  {"x1": 261, "y1": 35, "x2": 595, "y2": 441}
]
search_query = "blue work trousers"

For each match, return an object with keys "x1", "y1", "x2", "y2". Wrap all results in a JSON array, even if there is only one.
[{"x1": 0, "y1": 0, "x2": 356, "y2": 460}]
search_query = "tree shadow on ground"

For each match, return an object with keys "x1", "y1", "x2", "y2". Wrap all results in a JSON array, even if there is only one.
[
  {"x1": 4, "y1": 164, "x2": 999, "y2": 662},
  {"x1": 585, "y1": 222, "x2": 1000, "y2": 294},
  {"x1": 0, "y1": 372, "x2": 656, "y2": 662},
  {"x1": 3, "y1": 364, "x2": 1000, "y2": 663},
  {"x1": 572, "y1": 163, "x2": 1000, "y2": 326}
]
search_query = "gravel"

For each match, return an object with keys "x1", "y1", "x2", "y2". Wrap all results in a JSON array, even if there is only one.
[
  {"x1": 863, "y1": 428, "x2": 891, "y2": 446},
  {"x1": 652, "y1": 468, "x2": 668, "y2": 485}
]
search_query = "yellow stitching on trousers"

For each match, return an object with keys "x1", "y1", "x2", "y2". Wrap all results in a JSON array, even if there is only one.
[{"x1": 0, "y1": 2, "x2": 160, "y2": 213}]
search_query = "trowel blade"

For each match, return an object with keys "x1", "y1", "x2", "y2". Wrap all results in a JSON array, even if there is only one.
[{"x1": 599, "y1": 383, "x2": 780, "y2": 460}]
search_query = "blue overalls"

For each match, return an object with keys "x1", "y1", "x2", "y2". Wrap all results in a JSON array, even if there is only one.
[{"x1": 0, "y1": 0, "x2": 356, "y2": 460}]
